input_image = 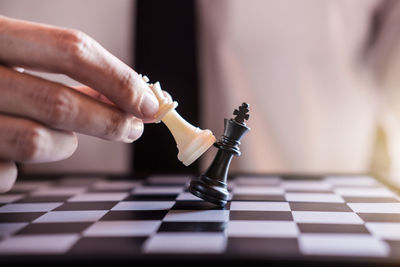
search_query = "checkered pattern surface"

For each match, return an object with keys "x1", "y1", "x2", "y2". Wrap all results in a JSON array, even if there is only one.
[{"x1": 1, "y1": 174, "x2": 400, "y2": 262}]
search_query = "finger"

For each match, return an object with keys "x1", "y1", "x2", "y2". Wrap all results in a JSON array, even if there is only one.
[
  {"x1": 0, "y1": 66, "x2": 144, "y2": 143},
  {"x1": 71, "y1": 86, "x2": 144, "y2": 128},
  {"x1": 71, "y1": 86, "x2": 147, "y2": 138},
  {"x1": 0, "y1": 114, "x2": 78, "y2": 163},
  {"x1": 0, "y1": 16, "x2": 159, "y2": 119},
  {"x1": 72, "y1": 85, "x2": 115, "y2": 106},
  {"x1": 0, "y1": 160, "x2": 17, "y2": 193},
  {"x1": 142, "y1": 90, "x2": 174, "y2": 124},
  {"x1": 74, "y1": 84, "x2": 152, "y2": 130}
]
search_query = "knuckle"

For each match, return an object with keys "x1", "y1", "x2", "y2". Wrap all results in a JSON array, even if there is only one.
[
  {"x1": 14, "y1": 126, "x2": 46, "y2": 161},
  {"x1": 56, "y1": 28, "x2": 90, "y2": 64},
  {"x1": 116, "y1": 70, "x2": 137, "y2": 105},
  {"x1": 41, "y1": 88, "x2": 76, "y2": 128},
  {"x1": 104, "y1": 111, "x2": 129, "y2": 140}
]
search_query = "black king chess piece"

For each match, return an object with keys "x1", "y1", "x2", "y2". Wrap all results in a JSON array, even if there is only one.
[{"x1": 188, "y1": 103, "x2": 250, "y2": 207}]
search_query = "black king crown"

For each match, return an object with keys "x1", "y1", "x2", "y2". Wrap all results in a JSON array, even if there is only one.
[{"x1": 188, "y1": 103, "x2": 250, "y2": 207}]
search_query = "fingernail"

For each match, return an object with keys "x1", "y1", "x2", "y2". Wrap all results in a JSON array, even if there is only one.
[
  {"x1": 140, "y1": 89, "x2": 159, "y2": 118},
  {"x1": 126, "y1": 117, "x2": 144, "y2": 142}
]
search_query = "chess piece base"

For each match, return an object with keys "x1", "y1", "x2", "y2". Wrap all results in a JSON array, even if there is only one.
[
  {"x1": 188, "y1": 175, "x2": 229, "y2": 207},
  {"x1": 177, "y1": 129, "x2": 216, "y2": 166}
]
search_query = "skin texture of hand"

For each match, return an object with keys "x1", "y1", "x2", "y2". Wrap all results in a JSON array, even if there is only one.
[{"x1": 0, "y1": 15, "x2": 160, "y2": 192}]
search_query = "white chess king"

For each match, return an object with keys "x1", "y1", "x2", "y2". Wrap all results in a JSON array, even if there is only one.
[{"x1": 141, "y1": 75, "x2": 216, "y2": 166}]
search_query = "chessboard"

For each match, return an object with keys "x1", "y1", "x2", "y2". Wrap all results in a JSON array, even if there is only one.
[{"x1": 1, "y1": 174, "x2": 400, "y2": 265}]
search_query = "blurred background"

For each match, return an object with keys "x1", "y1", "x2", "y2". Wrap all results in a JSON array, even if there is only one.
[{"x1": 2, "y1": 0, "x2": 400, "y2": 187}]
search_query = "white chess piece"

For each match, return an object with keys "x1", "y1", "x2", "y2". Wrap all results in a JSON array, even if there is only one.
[{"x1": 143, "y1": 76, "x2": 216, "y2": 166}]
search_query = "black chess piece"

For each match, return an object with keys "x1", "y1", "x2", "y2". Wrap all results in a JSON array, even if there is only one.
[{"x1": 188, "y1": 103, "x2": 250, "y2": 207}]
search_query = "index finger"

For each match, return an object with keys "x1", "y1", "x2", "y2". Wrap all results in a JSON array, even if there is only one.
[{"x1": 0, "y1": 15, "x2": 159, "y2": 120}]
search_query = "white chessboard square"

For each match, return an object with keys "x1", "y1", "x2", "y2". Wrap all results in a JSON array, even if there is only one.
[
  {"x1": 292, "y1": 211, "x2": 363, "y2": 224},
  {"x1": 0, "y1": 223, "x2": 28, "y2": 237},
  {"x1": 176, "y1": 192, "x2": 204, "y2": 201},
  {"x1": 347, "y1": 203, "x2": 400, "y2": 214},
  {"x1": 299, "y1": 234, "x2": 389, "y2": 257},
  {"x1": 0, "y1": 194, "x2": 24, "y2": 204},
  {"x1": 132, "y1": 186, "x2": 183, "y2": 195},
  {"x1": 67, "y1": 192, "x2": 128, "y2": 202},
  {"x1": 31, "y1": 186, "x2": 87, "y2": 196},
  {"x1": 230, "y1": 201, "x2": 290, "y2": 211},
  {"x1": 232, "y1": 186, "x2": 284, "y2": 195},
  {"x1": 227, "y1": 221, "x2": 298, "y2": 237},
  {"x1": 112, "y1": 201, "x2": 175, "y2": 211},
  {"x1": 83, "y1": 220, "x2": 161, "y2": 237},
  {"x1": 234, "y1": 176, "x2": 281, "y2": 186},
  {"x1": 34, "y1": 210, "x2": 108, "y2": 223},
  {"x1": 281, "y1": 181, "x2": 332, "y2": 191},
  {"x1": 285, "y1": 193, "x2": 344, "y2": 203},
  {"x1": 0, "y1": 234, "x2": 79, "y2": 254},
  {"x1": 366, "y1": 222, "x2": 400, "y2": 240},
  {"x1": 163, "y1": 210, "x2": 229, "y2": 222},
  {"x1": 324, "y1": 176, "x2": 378, "y2": 186},
  {"x1": 0, "y1": 203, "x2": 62, "y2": 213},
  {"x1": 334, "y1": 187, "x2": 395, "y2": 197},
  {"x1": 143, "y1": 233, "x2": 226, "y2": 254}
]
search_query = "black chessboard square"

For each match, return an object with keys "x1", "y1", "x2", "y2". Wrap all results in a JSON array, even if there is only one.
[
  {"x1": 15, "y1": 196, "x2": 71, "y2": 203},
  {"x1": 54, "y1": 201, "x2": 118, "y2": 211},
  {"x1": 100, "y1": 210, "x2": 168, "y2": 221},
  {"x1": 143, "y1": 181, "x2": 189, "y2": 187},
  {"x1": 226, "y1": 237, "x2": 300, "y2": 256},
  {"x1": 281, "y1": 175, "x2": 323, "y2": 180},
  {"x1": 231, "y1": 194, "x2": 286, "y2": 201},
  {"x1": 343, "y1": 197, "x2": 400, "y2": 203},
  {"x1": 123, "y1": 194, "x2": 178, "y2": 201},
  {"x1": 15, "y1": 222, "x2": 92, "y2": 235},
  {"x1": 158, "y1": 222, "x2": 226, "y2": 232},
  {"x1": 87, "y1": 188, "x2": 133, "y2": 193},
  {"x1": 0, "y1": 212, "x2": 45, "y2": 223},
  {"x1": 68, "y1": 236, "x2": 147, "y2": 255},
  {"x1": 289, "y1": 202, "x2": 352, "y2": 212},
  {"x1": 229, "y1": 211, "x2": 293, "y2": 221},
  {"x1": 297, "y1": 223, "x2": 369, "y2": 234},
  {"x1": 357, "y1": 213, "x2": 400, "y2": 222},
  {"x1": 385, "y1": 240, "x2": 400, "y2": 259}
]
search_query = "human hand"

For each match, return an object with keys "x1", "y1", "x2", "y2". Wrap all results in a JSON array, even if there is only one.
[{"x1": 0, "y1": 15, "x2": 160, "y2": 192}]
